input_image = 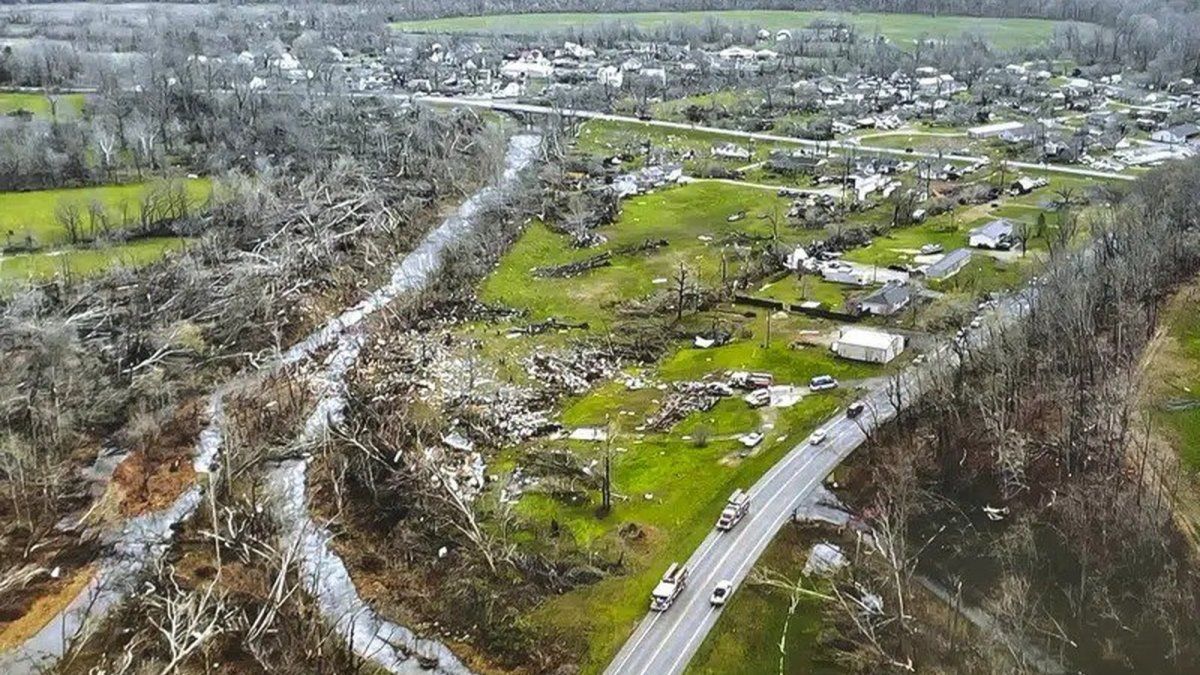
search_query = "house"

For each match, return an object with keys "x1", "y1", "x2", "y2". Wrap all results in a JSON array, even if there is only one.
[
  {"x1": 821, "y1": 265, "x2": 871, "y2": 286},
  {"x1": 1010, "y1": 176, "x2": 1046, "y2": 195},
  {"x1": 967, "y1": 120, "x2": 1027, "y2": 139},
  {"x1": 713, "y1": 143, "x2": 752, "y2": 161},
  {"x1": 924, "y1": 248, "x2": 972, "y2": 280},
  {"x1": 1151, "y1": 124, "x2": 1200, "y2": 144},
  {"x1": 858, "y1": 281, "x2": 911, "y2": 316},
  {"x1": 767, "y1": 150, "x2": 825, "y2": 175},
  {"x1": 969, "y1": 219, "x2": 1015, "y2": 249},
  {"x1": 833, "y1": 328, "x2": 905, "y2": 364}
]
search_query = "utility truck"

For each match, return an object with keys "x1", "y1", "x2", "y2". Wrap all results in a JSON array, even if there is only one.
[
  {"x1": 716, "y1": 489, "x2": 750, "y2": 531},
  {"x1": 650, "y1": 563, "x2": 689, "y2": 611}
]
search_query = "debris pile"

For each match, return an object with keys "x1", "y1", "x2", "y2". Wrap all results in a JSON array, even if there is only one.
[
  {"x1": 532, "y1": 238, "x2": 668, "y2": 278},
  {"x1": 524, "y1": 347, "x2": 620, "y2": 395},
  {"x1": 646, "y1": 381, "x2": 730, "y2": 431}
]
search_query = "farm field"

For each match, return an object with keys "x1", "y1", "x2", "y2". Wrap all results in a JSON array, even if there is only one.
[
  {"x1": 0, "y1": 177, "x2": 213, "y2": 249},
  {"x1": 393, "y1": 10, "x2": 1076, "y2": 49}
]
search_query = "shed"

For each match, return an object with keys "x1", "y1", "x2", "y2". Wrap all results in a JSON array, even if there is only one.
[
  {"x1": 832, "y1": 328, "x2": 905, "y2": 364},
  {"x1": 924, "y1": 248, "x2": 972, "y2": 280}
]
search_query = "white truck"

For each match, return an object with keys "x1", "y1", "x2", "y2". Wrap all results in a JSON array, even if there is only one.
[
  {"x1": 650, "y1": 563, "x2": 689, "y2": 611},
  {"x1": 716, "y1": 489, "x2": 750, "y2": 531}
]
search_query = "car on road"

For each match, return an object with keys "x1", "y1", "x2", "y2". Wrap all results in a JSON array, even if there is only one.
[
  {"x1": 710, "y1": 580, "x2": 733, "y2": 606},
  {"x1": 809, "y1": 375, "x2": 839, "y2": 392},
  {"x1": 809, "y1": 428, "x2": 828, "y2": 445},
  {"x1": 846, "y1": 401, "x2": 866, "y2": 418}
]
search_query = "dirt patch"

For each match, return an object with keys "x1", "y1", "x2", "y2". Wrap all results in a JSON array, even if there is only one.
[
  {"x1": 103, "y1": 398, "x2": 205, "y2": 520},
  {"x1": 0, "y1": 564, "x2": 95, "y2": 650}
]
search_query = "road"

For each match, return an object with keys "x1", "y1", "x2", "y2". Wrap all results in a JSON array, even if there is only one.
[
  {"x1": 418, "y1": 95, "x2": 1138, "y2": 182},
  {"x1": 603, "y1": 287, "x2": 1035, "y2": 675}
]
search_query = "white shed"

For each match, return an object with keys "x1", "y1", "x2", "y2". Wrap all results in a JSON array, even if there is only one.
[{"x1": 833, "y1": 328, "x2": 905, "y2": 364}]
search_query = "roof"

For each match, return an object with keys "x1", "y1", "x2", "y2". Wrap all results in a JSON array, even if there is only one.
[
  {"x1": 838, "y1": 328, "x2": 902, "y2": 351},
  {"x1": 970, "y1": 219, "x2": 1015, "y2": 239},
  {"x1": 1164, "y1": 124, "x2": 1199, "y2": 137},
  {"x1": 926, "y1": 248, "x2": 972, "y2": 277},
  {"x1": 862, "y1": 282, "x2": 911, "y2": 308}
]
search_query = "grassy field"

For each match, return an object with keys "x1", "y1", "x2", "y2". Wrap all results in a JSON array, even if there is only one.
[
  {"x1": 0, "y1": 178, "x2": 212, "y2": 249},
  {"x1": 393, "y1": 10, "x2": 1073, "y2": 49},
  {"x1": 0, "y1": 92, "x2": 86, "y2": 119},
  {"x1": 468, "y1": 177, "x2": 884, "y2": 672},
  {"x1": 1149, "y1": 281, "x2": 1200, "y2": 472},
  {"x1": 0, "y1": 236, "x2": 188, "y2": 283},
  {"x1": 685, "y1": 525, "x2": 840, "y2": 675}
]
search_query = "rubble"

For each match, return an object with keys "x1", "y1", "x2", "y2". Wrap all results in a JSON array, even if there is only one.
[
  {"x1": 532, "y1": 238, "x2": 668, "y2": 278},
  {"x1": 524, "y1": 346, "x2": 620, "y2": 395},
  {"x1": 646, "y1": 380, "x2": 728, "y2": 431}
]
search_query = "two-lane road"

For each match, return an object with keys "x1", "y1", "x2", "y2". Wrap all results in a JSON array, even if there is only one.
[{"x1": 605, "y1": 381, "x2": 903, "y2": 675}]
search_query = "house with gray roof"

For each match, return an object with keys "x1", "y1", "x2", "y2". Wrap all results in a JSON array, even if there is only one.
[
  {"x1": 924, "y1": 248, "x2": 972, "y2": 280},
  {"x1": 969, "y1": 219, "x2": 1016, "y2": 249},
  {"x1": 858, "y1": 281, "x2": 912, "y2": 316}
]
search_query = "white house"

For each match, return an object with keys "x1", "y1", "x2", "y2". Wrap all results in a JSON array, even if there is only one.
[
  {"x1": 969, "y1": 219, "x2": 1016, "y2": 249},
  {"x1": 967, "y1": 120, "x2": 1027, "y2": 139},
  {"x1": 713, "y1": 143, "x2": 752, "y2": 160},
  {"x1": 1151, "y1": 124, "x2": 1200, "y2": 144},
  {"x1": 833, "y1": 328, "x2": 905, "y2": 364}
]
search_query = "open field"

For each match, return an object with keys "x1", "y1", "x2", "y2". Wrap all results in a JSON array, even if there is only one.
[
  {"x1": 0, "y1": 92, "x2": 86, "y2": 119},
  {"x1": 393, "y1": 11, "x2": 1075, "y2": 49},
  {"x1": 0, "y1": 178, "x2": 212, "y2": 249},
  {"x1": 0, "y1": 236, "x2": 188, "y2": 283}
]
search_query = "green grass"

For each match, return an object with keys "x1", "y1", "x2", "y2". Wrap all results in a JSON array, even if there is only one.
[
  {"x1": 0, "y1": 178, "x2": 212, "y2": 249},
  {"x1": 755, "y1": 274, "x2": 849, "y2": 309},
  {"x1": 393, "y1": 10, "x2": 1076, "y2": 49},
  {"x1": 686, "y1": 525, "x2": 840, "y2": 675},
  {"x1": 0, "y1": 92, "x2": 86, "y2": 119},
  {"x1": 0, "y1": 237, "x2": 188, "y2": 283},
  {"x1": 524, "y1": 391, "x2": 847, "y2": 673},
  {"x1": 1152, "y1": 284, "x2": 1200, "y2": 471},
  {"x1": 479, "y1": 181, "x2": 799, "y2": 327}
]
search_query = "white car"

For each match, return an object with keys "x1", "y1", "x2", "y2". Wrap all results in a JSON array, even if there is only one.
[
  {"x1": 809, "y1": 375, "x2": 839, "y2": 392},
  {"x1": 970, "y1": 317, "x2": 983, "y2": 329},
  {"x1": 809, "y1": 429, "x2": 828, "y2": 445},
  {"x1": 710, "y1": 580, "x2": 733, "y2": 606}
]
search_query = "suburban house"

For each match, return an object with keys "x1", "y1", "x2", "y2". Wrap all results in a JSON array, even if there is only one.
[
  {"x1": 969, "y1": 219, "x2": 1016, "y2": 249},
  {"x1": 767, "y1": 150, "x2": 825, "y2": 175},
  {"x1": 924, "y1": 248, "x2": 972, "y2": 280},
  {"x1": 833, "y1": 328, "x2": 905, "y2": 364},
  {"x1": 713, "y1": 142, "x2": 752, "y2": 160},
  {"x1": 1151, "y1": 124, "x2": 1200, "y2": 144},
  {"x1": 857, "y1": 281, "x2": 911, "y2": 316},
  {"x1": 967, "y1": 120, "x2": 1027, "y2": 139},
  {"x1": 1010, "y1": 176, "x2": 1048, "y2": 194}
]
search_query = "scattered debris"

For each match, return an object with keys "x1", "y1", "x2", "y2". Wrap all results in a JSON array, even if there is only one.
[{"x1": 804, "y1": 542, "x2": 849, "y2": 576}]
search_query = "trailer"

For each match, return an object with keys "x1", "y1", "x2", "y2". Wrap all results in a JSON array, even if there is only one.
[
  {"x1": 650, "y1": 563, "x2": 689, "y2": 611},
  {"x1": 716, "y1": 489, "x2": 751, "y2": 531}
]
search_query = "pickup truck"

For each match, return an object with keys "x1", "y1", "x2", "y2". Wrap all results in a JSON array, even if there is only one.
[{"x1": 651, "y1": 563, "x2": 689, "y2": 611}]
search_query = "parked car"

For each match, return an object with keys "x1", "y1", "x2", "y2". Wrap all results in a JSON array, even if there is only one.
[
  {"x1": 970, "y1": 316, "x2": 983, "y2": 329},
  {"x1": 710, "y1": 580, "x2": 733, "y2": 606},
  {"x1": 846, "y1": 401, "x2": 866, "y2": 418},
  {"x1": 919, "y1": 243, "x2": 944, "y2": 255},
  {"x1": 809, "y1": 428, "x2": 828, "y2": 445},
  {"x1": 809, "y1": 375, "x2": 839, "y2": 392}
]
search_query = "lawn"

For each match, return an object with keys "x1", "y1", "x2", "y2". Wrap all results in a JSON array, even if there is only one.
[
  {"x1": 479, "y1": 180, "x2": 801, "y2": 327},
  {"x1": 0, "y1": 236, "x2": 188, "y2": 283},
  {"x1": 1150, "y1": 281, "x2": 1200, "y2": 472},
  {"x1": 0, "y1": 178, "x2": 212, "y2": 249},
  {"x1": 685, "y1": 525, "x2": 841, "y2": 675},
  {"x1": 0, "y1": 92, "x2": 86, "y2": 119},
  {"x1": 469, "y1": 174, "x2": 883, "y2": 672},
  {"x1": 523, "y1": 391, "x2": 848, "y2": 673},
  {"x1": 393, "y1": 10, "x2": 1077, "y2": 50}
]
